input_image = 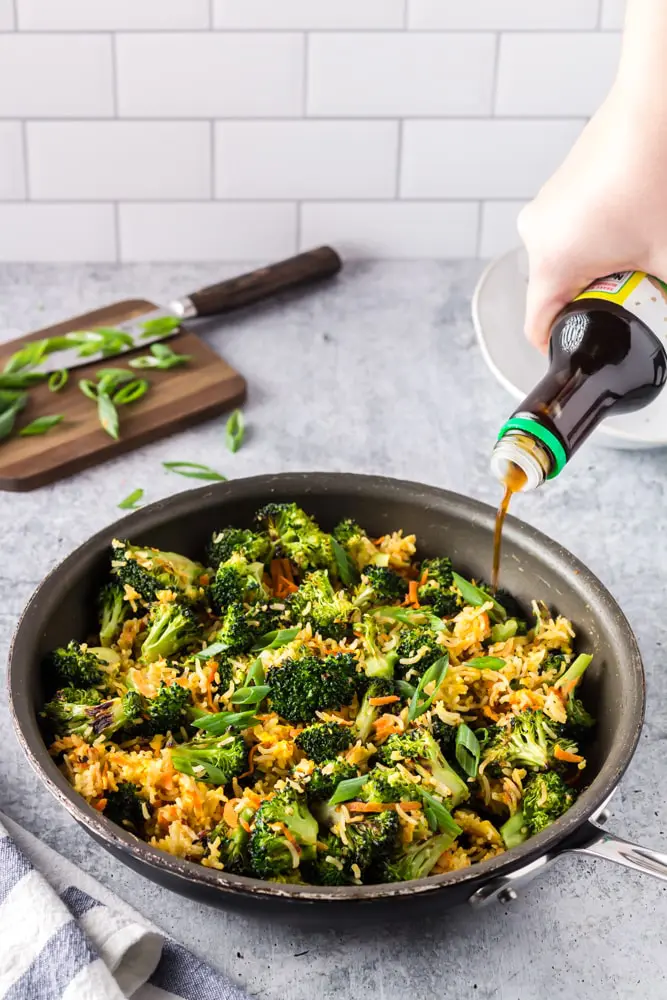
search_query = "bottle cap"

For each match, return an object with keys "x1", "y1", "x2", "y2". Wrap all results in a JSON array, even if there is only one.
[{"x1": 495, "y1": 416, "x2": 568, "y2": 480}]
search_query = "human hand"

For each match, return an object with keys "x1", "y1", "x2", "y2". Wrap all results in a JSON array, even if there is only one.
[{"x1": 517, "y1": 86, "x2": 667, "y2": 352}]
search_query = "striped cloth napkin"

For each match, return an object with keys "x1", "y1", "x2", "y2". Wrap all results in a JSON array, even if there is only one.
[{"x1": 0, "y1": 814, "x2": 249, "y2": 1000}]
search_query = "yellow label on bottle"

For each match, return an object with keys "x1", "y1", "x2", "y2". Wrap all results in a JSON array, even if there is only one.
[{"x1": 575, "y1": 271, "x2": 667, "y2": 334}]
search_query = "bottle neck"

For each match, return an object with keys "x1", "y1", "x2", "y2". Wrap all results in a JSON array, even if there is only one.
[{"x1": 490, "y1": 425, "x2": 558, "y2": 491}]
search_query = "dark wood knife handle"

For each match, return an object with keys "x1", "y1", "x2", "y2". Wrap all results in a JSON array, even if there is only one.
[{"x1": 182, "y1": 246, "x2": 342, "y2": 318}]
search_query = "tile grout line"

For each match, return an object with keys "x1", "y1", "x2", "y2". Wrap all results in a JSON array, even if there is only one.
[
  {"x1": 113, "y1": 202, "x2": 120, "y2": 262},
  {"x1": 403, "y1": 0, "x2": 409, "y2": 29},
  {"x1": 302, "y1": 31, "x2": 309, "y2": 117},
  {"x1": 209, "y1": 0, "x2": 214, "y2": 29},
  {"x1": 21, "y1": 120, "x2": 29, "y2": 199},
  {"x1": 474, "y1": 200, "x2": 484, "y2": 256},
  {"x1": 110, "y1": 32, "x2": 119, "y2": 116},
  {"x1": 209, "y1": 120, "x2": 215, "y2": 198},
  {"x1": 11, "y1": 0, "x2": 17, "y2": 29},
  {"x1": 0, "y1": 27, "x2": 614, "y2": 34},
  {"x1": 490, "y1": 31, "x2": 501, "y2": 116},
  {"x1": 597, "y1": 0, "x2": 604, "y2": 29},
  {"x1": 395, "y1": 119, "x2": 403, "y2": 198}
]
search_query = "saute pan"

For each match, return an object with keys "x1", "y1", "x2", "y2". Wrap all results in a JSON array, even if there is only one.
[{"x1": 8, "y1": 473, "x2": 667, "y2": 923}]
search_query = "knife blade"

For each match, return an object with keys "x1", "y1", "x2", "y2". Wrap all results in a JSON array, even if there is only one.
[{"x1": 10, "y1": 246, "x2": 342, "y2": 376}]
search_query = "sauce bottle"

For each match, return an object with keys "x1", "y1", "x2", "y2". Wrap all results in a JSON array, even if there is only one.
[{"x1": 491, "y1": 271, "x2": 667, "y2": 491}]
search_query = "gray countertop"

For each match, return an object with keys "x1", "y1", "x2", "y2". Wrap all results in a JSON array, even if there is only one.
[{"x1": 1, "y1": 260, "x2": 666, "y2": 1000}]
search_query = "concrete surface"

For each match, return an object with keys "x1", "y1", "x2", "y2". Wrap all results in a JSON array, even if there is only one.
[{"x1": 1, "y1": 260, "x2": 666, "y2": 1000}]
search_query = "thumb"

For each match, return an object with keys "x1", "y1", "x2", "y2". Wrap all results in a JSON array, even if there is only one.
[{"x1": 524, "y1": 270, "x2": 585, "y2": 354}]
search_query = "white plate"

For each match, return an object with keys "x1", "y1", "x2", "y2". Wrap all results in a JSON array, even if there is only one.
[{"x1": 471, "y1": 247, "x2": 667, "y2": 450}]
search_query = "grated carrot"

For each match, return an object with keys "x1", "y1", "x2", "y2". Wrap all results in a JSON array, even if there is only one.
[
  {"x1": 277, "y1": 821, "x2": 299, "y2": 848},
  {"x1": 270, "y1": 559, "x2": 282, "y2": 594},
  {"x1": 368, "y1": 695, "x2": 400, "y2": 707},
  {"x1": 223, "y1": 798, "x2": 241, "y2": 828},
  {"x1": 240, "y1": 817, "x2": 252, "y2": 834},
  {"x1": 277, "y1": 576, "x2": 298, "y2": 596},
  {"x1": 238, "y1": 744, "x2": 258, "y2": 779},
  {"x1": 483, "y1": 705, "x2": 500, "y2": 722},
  {"x1": 398, "y1": 801, "x2": 423, "y2": 812},
  {"x1": 348, "y1": 802, "x2": 388, "y2": 813},
  {"x1": 94, "y1": 798, "x2": 107, "y2": 811},
  {"x1": 199, "y1": 573, "x2": 210, "y2": 586},
  {"x1": 244, "y1": 789, "x2": 262, "y2": 808},
  {"x1": 554, "y1": 745, "x2": 584, "y2": 764},
  {"x1": 419, "y1": 570, "x2": 428, "y2": 586},
  {"x1": 404, "y1": 580, "x2": 420, "y2": 607},
  {"x1": 373, "y1": 715, "x2": 403, "y2": 740},
  {"x1": 206, "y1": 662, "x2": 219, "y2": 712},
  {"x1": 280, "y1": 559, "x2": 295, "y2": 584}
]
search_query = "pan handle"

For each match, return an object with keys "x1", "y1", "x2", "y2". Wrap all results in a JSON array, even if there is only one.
[
  {"x1": 469, "y1": 817, "x2": 667, "y2": 909},
  {"x1": 170, "y1": 246, "x2": 342, "y2": 319},
  {"x1": 570, "y1": 822, "x2": 667, "y2": 882}
]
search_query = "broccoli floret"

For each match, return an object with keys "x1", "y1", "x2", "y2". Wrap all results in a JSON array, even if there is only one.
[
  {"x1": 47, "y1": 640, "x2": 105, "y2": 690},
  {"x1": 295, "y1": 721, "x2": 353, "y2": 763},
  {"x1": 257, "y1": 503, "x2": 336, "y2": 575},
  {"x1": 360, "y1": 766, "x2": 418, "y2": 804},
  {"x1": 209, "y1": 805, "x2": 255, "y2": 874},
  {"x1": 248, "y1": 789, "x2": 319, "y2": 878},
  {"x1": 304, "y1": 835, "x2": 356, "y2": 886},
  {"x1": 98, "y1": 582, "x2": 130, "y2": 647},
  {"x1": 494, "y1": 588, "x2": 525, "y2": 620},
  {"x1": 357, "y1": 615, "x2": 397, "y2": 680},
  {"x1": 566, "y1": 694, "x2": 596, "y2": 741},
  {"x1": 395, "y1": 626, "x2": 444, "y2": 680},
  {"x1": 267, "y1": 653, "x2": 357, "y2": 724},
  {"x1": 345, "y1": 810, "x2": 400, "y2": 879},
  {"x1": 139, "y1": 602, "x2": 201, "y2": 664},
  {"x1": 56, "y1": 686, "x2": 102, "y2": 705},
  {"x1": 289, "y1": 570, "x2": 354, "y2": 639},
  {"x1": 483, "y1": 710, "x2": 580, "y2": 773},
  {"x1": 171, "y1": 733, "x2": 248, "y2": 786},
  {"x1": 378, "y1": 730, "x2": 469, "y2": 807},
  {"x1": 380, "y1": 832, "x2": 454, "y2": 883},
  {"x1": 540, "y1": 651, "x2": 566, "y2": 675},
  {"x1": 104, "y1": 782, "x2": 146, "y2": 832},
  {"x1": 353, "y1": 566, "x2": 407, "y2": 609},
  {"x1": 354, "y1": 677, "x2": 396, "y2": 744},
  {"x1": 144, "y1": 681, "x2": 191, "y2": 735},
  {"x1": 207, "y1": 527, "x2": 273, "y2": 570},
  {"x1": 215, "y1": 601, "x2": 255, "y2": 656},
  {"x1": 209, "y1": 552, "x2": 268, "y2": 614},
  {"x1": 417, "y1": 559, "x2": 460, "y2": 619},
  {"x1": 332, "y1": 519, "x2": 384, "y2": 571},
  {"x1": 111, "y1": 539, "x2": 206, "y2": 605},
  {"x1": 306, "y1": 759, "x2": 358, "y2": 804},
  {"x1": 44, "y1": 690, "x2": 143, "y2": 742},
  {"x1": 523, "y1": 771, "x2": 576, "y2": 835},
  {"x1": 500, "y1": 809, "x2": 529, "y2": 849},
  {"x1": 245, "y1": 600, "x2": 291, "y2": 639}
]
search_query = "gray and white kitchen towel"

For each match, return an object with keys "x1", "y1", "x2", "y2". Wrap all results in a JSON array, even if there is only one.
[{"x1": 0, "y1": 814, "x2": 249, "y2": 1000}]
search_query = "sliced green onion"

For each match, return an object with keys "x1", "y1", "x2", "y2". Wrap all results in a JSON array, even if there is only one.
[
  {"x1": 140, "y1": 316, "x2": 181, "y2": 338},
  {"x1": 0, "y1": 393, "x2": 27, "y2": 440},
  {"x1": 373, "y1": 605, "x2": 447, "y2": 633},
  {"x1": 251, "y1": 627, "x2": 300, "y2": 652},
  {"x1": 395, "y1": 679, "x2": 417, "y2": 700},
  {"x1": 225, "y1": 409, "x2": 245, "y2": 454},
  {"x1": 129, "y1": 342, "x2": 192, "y2": 370},
  {"x1": 163, "y1": 461, "x2": 227, "y2": 482},
  {"x1": 118, "y1": 488, "x2": 144, "y2": 510},
  {"x1": 490, "y1": 620, "x2": 519, "y2": 643},
  {"x1": 78, "y1": 379, "x2": 99, "y2": 401},
  {"x1": 328, "y1": 774, "x2": 370, "y2": 806},
  {"x1": 245, "y1": 657, "x2": 265, "y2": 686},
  {"x1": 231, "y1": 685, "x2": 271, "y2": 706},
  {"x1": 193, "y1": 641, "x2": 229, "y2": 661},
  {"x1": 408, "y1": 653, "x2": 449, "y2": 722},
  {"x1": 331, "y1": 537, "x2": 359, "y2": 587},
  {"x1": 112, "y1": 378, "x2": 148, "y2": 406},
  {"x1": 452, "y1": 572, "x2": 507, "y2": 622},
  {"x1": 420, "y1": 789, "x2": 463, "y2": 838},
  {"x1": 0, "y1": 372, "x2": 47, "y2": 390},
  {"x1": 48, "y1": 369, "x2": 68, "y2": 393},
  {"x1": 464, "y1": 657, "x2": 506, "y2": 671},
  {"x1": 193, "y1": 709, "x2": 259, "y2": 735},
  {"x1": 500, "y1": 809, "x2": 529, "y2": 849},
  {"x1": 97, "y1": 392, "x2": 119, "y2": 440},
  {"x1": 455, "y1": 723, "x2": 481, "y2": 778},
  {"x1": 555, "y1": 653, "x2": 593, "y2": 690},
  {"x1": 18, "y1": 414, "x2": 64, "y2": 437}
]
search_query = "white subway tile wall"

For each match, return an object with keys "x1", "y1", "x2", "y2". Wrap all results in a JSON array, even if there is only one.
[
  {"x1": 0, "y1": 6, "x2": 624, "y2": 261},
  {"x1": 0, "y1": 0, "x2": 14, "y2": 29}
]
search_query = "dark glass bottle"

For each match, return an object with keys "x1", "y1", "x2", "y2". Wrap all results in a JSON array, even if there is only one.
[{"x1": 491, "y1": 271, "x2": 667, "y2": 490}]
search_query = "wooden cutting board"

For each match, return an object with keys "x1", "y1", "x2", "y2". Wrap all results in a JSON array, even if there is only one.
[{"x1": 0, "y1": 299, "x2": 246, "y2": 492}]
